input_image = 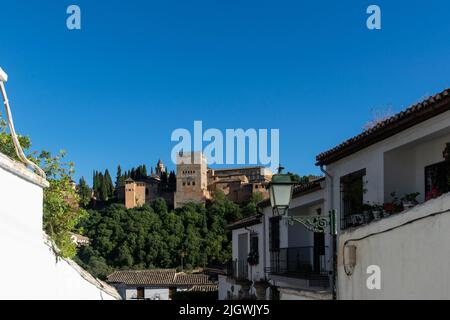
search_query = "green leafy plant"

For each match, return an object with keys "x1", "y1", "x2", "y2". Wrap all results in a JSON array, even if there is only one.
[
  {"x1": 247, "y1": 251, "x2": 259, "y2": 266},
  {"x1": 1, "y1": 115, "x2": 87, "y2": 258},
  {"x1": 401, "y1": 192, "x2": 420, "y2": 204}
]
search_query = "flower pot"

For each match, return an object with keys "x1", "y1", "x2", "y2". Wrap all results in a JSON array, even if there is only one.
[
  {"x1": 363, "y1": 211, "x2": 372, "y2": 223},
  {"x1": 351, "y1": 214, "x2": 364, "y2": 226},
  {"x1": 372, "y1": 210, "x2": 382, "y2": 220},
  {"x1": 402, "y1": 201, "x2": 415, "y2": 210}
]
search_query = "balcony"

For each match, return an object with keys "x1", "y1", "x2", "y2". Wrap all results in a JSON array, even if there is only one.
[
  {"x1": 226, "y1": 259, "x2": 249, "y2": 282},
  {"x1": 267, "y1": 246, "x2": 329, "y2": 288}
]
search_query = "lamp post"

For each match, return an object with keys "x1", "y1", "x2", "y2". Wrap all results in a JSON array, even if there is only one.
[{"x1": 268, "y1": 168, "x2": 337, "y2": 300}]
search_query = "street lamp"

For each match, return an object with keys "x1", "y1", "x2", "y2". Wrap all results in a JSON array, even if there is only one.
[{"x1": 268, "y1": 168, "x2": 295, "y2": 217}]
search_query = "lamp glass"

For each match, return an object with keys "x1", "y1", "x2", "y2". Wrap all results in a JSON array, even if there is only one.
[{"x1": 271, "y1": 184, "x2": 293, "y2": 208}]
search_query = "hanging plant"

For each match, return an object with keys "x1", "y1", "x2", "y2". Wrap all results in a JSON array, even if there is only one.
[
  {"x1": 247, "y1": 251, "x2": 259, "y2": 266},
  {"x1": 443, "y1": 143, "x2": 450, "y2": 161}
]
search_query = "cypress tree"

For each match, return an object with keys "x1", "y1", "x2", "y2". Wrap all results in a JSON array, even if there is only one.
[
  {"x1": 78, "y1": 177, "x2": 92, "y2": 207},
  {"x1": 115, "y1": 165, "x2": 123, "y2": 188},
  {"x1": 104, "y1": 169, "x2": 114, "y2": 198}
]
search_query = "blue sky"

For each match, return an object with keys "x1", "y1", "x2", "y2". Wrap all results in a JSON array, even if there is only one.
[{"x1": 1, "y1": 1, "x2": 450, "y2": 183}]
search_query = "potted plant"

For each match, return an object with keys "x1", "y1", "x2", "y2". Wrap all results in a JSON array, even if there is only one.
[
  {"x1": 383, "y1": 192, "x2": 403, "y2": 217},
  {"x1": 426, "y1": 186, "x2": 442, "y2": 201},
  {"x1": 362, "y1": 203, "x2": 373, "y2": 223},
  {"x1": 247, "y1": 251, "x2": 259, "y2": 266},
  {"x1": 401, "y1": 192, "x2": 420, "y2": 210},
  {"x1": 371, "y1": 203, "x2": 383, "y2": 220}
]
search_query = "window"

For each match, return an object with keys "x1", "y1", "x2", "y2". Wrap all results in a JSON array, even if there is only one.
[
  {"x1": 425, "y1": 160, "x2": 450, "y2": 198},
  {"x1": 250, "y1": 233, "x2": 258, "y2": 254},
  {"x1": 340, "y1": 169, "x2": 366, "y2": 230},
  {"x1": 249, "y1": 233, "x2": 259, "y2": 265},
  {"x1": 192, "y1": 181, "x2": 196, "y2": 186},
  {"x1": 269, "y1": 217, "x2": 280, "y2": 252},
  {"x1": 136, "y1": 287, "x2": 145, "y2": 300}
]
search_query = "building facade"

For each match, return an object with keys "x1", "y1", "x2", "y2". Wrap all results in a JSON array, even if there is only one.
[
  {"x1": 174, "y1": 152, "x2": 273, "y2": 208},
  {"x1": 107, "y1": 269, "x2": 217, "y2": 300},
  {"x1": 315, "y1": 88, "x2": 450, "y2": 299},
  {"x1": 219, "y1": 177, "x2": 333, "y2": 300}
]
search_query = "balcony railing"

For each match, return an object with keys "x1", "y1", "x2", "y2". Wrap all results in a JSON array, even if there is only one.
[
  {"x1": 226, "y1": 259, "x2": 249, "y2": 281},
  {"x1": 267, "y1": 246, "x2": 329, "y2": 287}
]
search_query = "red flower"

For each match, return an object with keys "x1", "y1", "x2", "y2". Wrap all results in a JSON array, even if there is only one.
[
  {"x1": 383, "y1": 202, "x2": 395, "y2": 213},
  {"x1": 426, "y1": 186, "x2": 442, "y2": 201}
]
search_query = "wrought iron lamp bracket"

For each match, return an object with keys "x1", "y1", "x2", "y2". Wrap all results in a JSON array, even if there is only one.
[{"x1": 285, "y1": 215, "x2": 330, "y2": 233}]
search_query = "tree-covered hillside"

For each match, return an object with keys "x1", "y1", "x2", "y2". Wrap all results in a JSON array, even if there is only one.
[{"x1": 75, "y1": 192, "x2": 261, "y2": 279}]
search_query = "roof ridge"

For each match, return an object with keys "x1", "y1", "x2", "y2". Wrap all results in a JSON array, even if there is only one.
[{"x1": 316, "y1": 88, "x2": 450, "y2": 165}]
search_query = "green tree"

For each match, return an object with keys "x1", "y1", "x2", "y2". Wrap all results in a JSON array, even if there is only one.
[
  {"x1": 104, "y1": 169, "x2": 114, "y2": 198},
  {"x1": 115, "y1": 165, "x2": 124, "y2": 188},
  {"x1": 78, "y1": 176, "x2": 92, "y2": 208}
]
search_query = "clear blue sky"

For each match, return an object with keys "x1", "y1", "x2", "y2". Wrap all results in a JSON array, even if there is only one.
[{"x1": 1, "y1": 1, "x2": 449, "y2": 184}]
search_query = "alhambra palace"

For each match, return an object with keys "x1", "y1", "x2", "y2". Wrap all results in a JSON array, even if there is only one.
[{"x1": 117, "y1": 152, "x2": 273, "y2": 209}]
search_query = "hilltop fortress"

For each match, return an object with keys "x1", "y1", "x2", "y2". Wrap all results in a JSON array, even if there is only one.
[{"x1": 119, "y1": 152, "x2": 273, "y2": 209}]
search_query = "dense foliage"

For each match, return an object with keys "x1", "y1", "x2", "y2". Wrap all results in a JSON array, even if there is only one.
[{"x1": 75, "y1": 192, "x2": 260, "y2": 279}]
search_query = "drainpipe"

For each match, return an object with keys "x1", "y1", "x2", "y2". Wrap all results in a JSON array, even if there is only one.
[{"x1": 320, "y1": 165, "x2": 337, "y2": 300}]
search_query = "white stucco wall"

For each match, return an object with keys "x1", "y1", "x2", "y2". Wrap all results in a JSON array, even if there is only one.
[
  {"x1": 232, "y1": 223, "x2": 265, "y2": 282},
  {"x1": 0, "y1": 153, "x2": 119, "y2": 300},
  {"x1": 324, "y1": 110, "x2": 450, "y2": 232},
  {"x1": 218, "y1": 275, "x2": 242, "y2": 300},
  {"x1": 338, "y1": 193, "x2": 450, "y2": 299},
  {"x1": 124, "y1": 287, "x2": 169, "y2": 300},
  {"x1": 262, "y1": 187, "x2": 332, "y2": 274}
]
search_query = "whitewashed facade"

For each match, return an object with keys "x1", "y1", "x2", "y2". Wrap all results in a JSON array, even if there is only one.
[
  {"x1": 220, "y1": 179, "x2": 333, "y2": 300},
  {"x1": 0, "y1": 152, "x2": 120, "y2": 300},
  {"x1": 316, "y1": 89, "x2": 450, "y2": 299}
]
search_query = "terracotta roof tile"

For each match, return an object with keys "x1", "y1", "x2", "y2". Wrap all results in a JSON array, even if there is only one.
[
  {"x1": 107, "y1": 270, "x2": 217, "y2": 287},
  {"x1": 107, "y1": 269, "x2": 176, "y2": 285},
  {"x1": 174, "y1": 273, "x2": 213, "y2": 285}
]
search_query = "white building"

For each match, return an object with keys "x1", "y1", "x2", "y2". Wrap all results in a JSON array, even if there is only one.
[
  {"x1": 107, "y1": 269, "x2": 218, "y2": 300},
  {"x1": 219, "y1": 178, "x2": 333, "y2": 300},
  {"x1": 316, "y1": 88, "x2": 450, "y2": 299},
  {"x1": 218, "y1": 215, "x2": 266, "y2": 300}
]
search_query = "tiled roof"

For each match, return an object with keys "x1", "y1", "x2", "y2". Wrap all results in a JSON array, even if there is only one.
[
  {"x1": 292, "y1": 177, "x2": 325, "y2": 196},
  {"x1": 189, "y1": 284, "x2": 219, "y2": 292},
  {"x1": 107, "y1": 269, "x2": 176, "y2": 285},
  {"x1": 107, "y1": 270, "x2": 216, "y2": 287},
  {"x1": 257, "y1": 177, "x2": 325, "y2": 209},
  {"x1": 226, "y1": 214, "x2": 262, "y2": 230},
  {"x1": 174, "y1": 273, "x2": 212, "y2": 285},
  {"x1": 316, "y1": 88, "x2": 450, "y2": 165}
]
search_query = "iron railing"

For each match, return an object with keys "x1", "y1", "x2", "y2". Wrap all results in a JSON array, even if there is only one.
[
  {"x1": 226, "y1": 259, "x2": 249, "y2": 281},
  {"x1": 267, "y1": 246, "x2": 329, "y2": 287}
]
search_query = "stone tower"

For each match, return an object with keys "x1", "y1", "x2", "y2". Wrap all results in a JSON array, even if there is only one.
[
  {"x1": 174, "y1": 151, "x2": 210, "y2": 208},
  {"x1": 124, "y1": 178, "x2": 146, "y2": 209},
  {"x1": 155, "y1": 159, "x2": 166, "y2": 177}
]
